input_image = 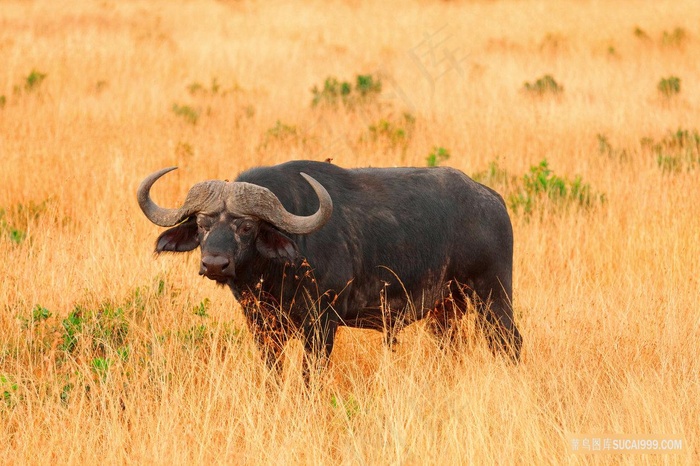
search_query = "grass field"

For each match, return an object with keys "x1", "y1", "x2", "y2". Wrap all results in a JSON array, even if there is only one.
[{"x1": 1, "y1": 0, "x2": 699, "y2": 464}]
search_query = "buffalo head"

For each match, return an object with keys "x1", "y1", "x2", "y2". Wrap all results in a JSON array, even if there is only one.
[{"x1": 136, "y1": 167, "x2": 333, "y2": 285}]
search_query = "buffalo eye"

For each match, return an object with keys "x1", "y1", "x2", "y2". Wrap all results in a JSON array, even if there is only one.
[
  {"x1": 196, "y1": 216, "x2": 213, "y2": 232},
  {"x1": 238, "y1": 220, "x2": 255, "y2": 235}
]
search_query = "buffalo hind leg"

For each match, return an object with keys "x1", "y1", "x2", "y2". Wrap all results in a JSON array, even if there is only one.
[{"x1": 473, "y1": 281, "x2": 522, "y2": 362}]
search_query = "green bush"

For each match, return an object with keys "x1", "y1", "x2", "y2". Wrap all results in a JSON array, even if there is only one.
[
  {"x1": 472, "y1": 160, "x2": 514, "y2": 189},
  {"x1": 24, "y1": 70, "x2": 47, "y2": 92},
  {"x1": 596, "y1": 134, "x2": 628, "y2": 161},
  {"x1": 0, "y1": 198, "x2": 53, "y2": 245},
  {"x1": 642, "y1": 128, "x2": 700, "y2": 173},
  {"x1": 662, "y1": 27, "x2": 687, "y2": 47},
  {"x1": 311, "y1": 74, "x2": 382, "y2": 107},
  {"x1": 657, "y1": 76, "x2": 681, "y2": 97},
  {"x1": 508, "y1": 159, "x2": 605, "y2": 215},
  {"x1": 172, "y1": 103, "x2": 199, "y2": 125},
  {"x1": 367, "y1": 113, "x2": 415, "y2": 149},
  {"x1": 524, "y1": 75, "x2": 563, "y2": 95},
  {"x1": 426, "y1": 146, "x2": 450, "y2": 167},
  {"x1": 633, "y1": 26, "x2": 650, "y2": 41},
  {"x1": 60, "y1": 304, "x2": 129, "y2": 354}
]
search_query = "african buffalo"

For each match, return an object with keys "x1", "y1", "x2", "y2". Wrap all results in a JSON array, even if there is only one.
[{"x1": 137, "y1": 160, "x2": 522, "y2": 373}]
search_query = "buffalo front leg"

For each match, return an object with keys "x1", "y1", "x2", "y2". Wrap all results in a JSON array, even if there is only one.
[
  {"x1": 241, "y1": 299, "x2": 290, "y2": 374},
  {"x1": 301, "y1": 301, "x2": 339, "y2": 384}
]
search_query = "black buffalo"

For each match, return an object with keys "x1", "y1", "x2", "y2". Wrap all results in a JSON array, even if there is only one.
[{"x1": 137, "y1": 160, "x2": 522, "y2": 372}]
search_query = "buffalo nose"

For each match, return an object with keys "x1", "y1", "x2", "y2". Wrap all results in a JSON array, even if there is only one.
[{"x1": 200, "y1": 255, "x2": 231, "y2": 277}]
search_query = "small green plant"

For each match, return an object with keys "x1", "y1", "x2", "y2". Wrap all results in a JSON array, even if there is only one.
[
  {"x1": 508, "y1": 159, "x2": 605, "y2": 215},
  {"x1": 91, "y1": 357, "x2": 111, "y2": 382},
  {"x1": 312, "y1": 77, "x2": 351, "y2": 107},
  {"x1": 662, "y1": 27, "x2": 687, "y2": 47},
  {"x1": 0, "y1": 95, "x2": 6, "y2": 108},
  {"x1": 187, "y1": 78, "x2": 223, "y2": 96},
  {"x1": 179, "y1": 324, "x2": 210, "y2": 346},
  {"x1": 60, "y1": 303, "x2": 129, "y2": 354},
  {"x1": 633, "y1": 26, "x2": 650, "y2": 41},
  {"x1": 0, "y1": 198, "x2": 52, "y2": 245},
  {"x1": 657, "y1": 76, "x2": 681, "y2": 97},
  {"x1": 311, "y1": 74, "x2": 382, "y2": 107},
  {"x1": 32, "y1": 304, "x2": 51, "y2": 322},
  {"x1": 524, "y1": 74, "x2": 563, "y2": 95},
  {"x1": 258, "y1": 120, "x2": 306, "y2": 150},
  {"x1": 60, "y1": 383, "x2": 74, "y2": 404},
  {"x1": 175, "y1": 141, "x2": 194, "y2": 159},
  {"x1": 8, "y1": 228, "x2": 26, "y2": 244},
  {"x1": 193, "y1": 298, "x2": 210, "y2": 318},
  {"x1": 596, "y1": 134, "x2": 628, "y2": 161},
  {"x1": 1, "y1": 374, "x2": 18, "y2": 407},
  {"x1": 172, "y1": 103, "x2": 199, "y2": 125},
  {"x1": 642, "y1": 128, "x2": 700, "y2": 173},
  {"x1": 472, "y1": 159, "x2": 514, "y2": 189},
  {"x1": 117, "y1": 346, "x2": 130, "y2": 361},
  {"x1": 60, "y1": 309, "x2": 84, "y2": 353},
  {"x1": 367, "y1": 113, "x2": 415, "y2": 149},
  {"x1": 25, "y1": 70, "x2": 47, "y2": 92},
  {"x1": 330, "y1": 393, "x2": 360, "y2": 420},
  {"x1": 426, "y1": 146, "x2": 450, "y2": 167},
  {"x1": 20, "y1": 304, "x2": 52, "y2": 329},
  {"x1": 266, "y1": 120, "x2": 298, "y2": 139},
  {"x1": 355, "y1": 74, "x2": 381, "y2": 96}
]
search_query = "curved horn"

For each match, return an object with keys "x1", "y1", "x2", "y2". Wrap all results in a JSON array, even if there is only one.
[
  {"x1": 137, "y1": 167, "x2": 225, "y2": 227},
  {"x1": 227, "y1": 172, "x2": 333, "y2": 234}
]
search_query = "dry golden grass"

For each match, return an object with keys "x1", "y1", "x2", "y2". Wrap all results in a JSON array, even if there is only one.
[{"x1": 1, "y1": 0, "x2": 699, "y2": 464}]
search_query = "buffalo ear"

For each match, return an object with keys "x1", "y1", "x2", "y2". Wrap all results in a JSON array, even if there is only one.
[
  {"x1": 155, "y1": 218, "x2": 199, "y2": 253},
  {"x1": 255, "y1": 223, "x2": 300, "y2": 264}
]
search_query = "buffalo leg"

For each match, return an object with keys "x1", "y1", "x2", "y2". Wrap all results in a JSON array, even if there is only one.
[
  {"x1": 301, "y1": 303, "x2": 339, "y2": 384},
  {"x1": 242, "y1": 302, "x2": 289, "y2": 374},
  {"x1": 473, "y1": 278, "x2": 522, "y2": 361}
]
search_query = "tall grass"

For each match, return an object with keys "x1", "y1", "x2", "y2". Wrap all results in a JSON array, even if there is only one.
[{"x1": 1, "y1": 0, "x2": 698, "y2": 464}]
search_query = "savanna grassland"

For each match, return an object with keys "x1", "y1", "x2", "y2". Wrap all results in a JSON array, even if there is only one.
[{"x1": 1, "y1": 0, "x2": 699, "y2": 464}]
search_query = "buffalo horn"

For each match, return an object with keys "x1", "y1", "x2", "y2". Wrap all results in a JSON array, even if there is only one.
[
  {"x1": 226, "y1": 172, "x2": 332, "y2": 234},
  {"x1": 137, "y1": 167, "x2": 225, "y2": 227}
]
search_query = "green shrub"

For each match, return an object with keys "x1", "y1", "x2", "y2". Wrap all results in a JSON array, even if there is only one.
[
  {"x1": 0, "y1": 198, "x2": 52, "y2": 245},
  {"x1": 367, "y1": 113, "x2": 415, "y2": 149},
  {"x1": 524, "y1": 75, "x2": 563, "y2": 95},
  {"x1": 657, "y1": 76, "x2": 681, "y2": 97},
  {"x1": 60, "y1": 303, "x2": 129, "y2": 354},
  {"x1": 172, "y1": 103, "x2": 199, "y2": 125},
  {"x1": 1, "y1": 374, "x2": 19, "y2": 407},
  {"x1": 642, "y1": 128, "x2": 700, "y2": 173},
  {"x1": 426, "y1": 146, "x2": 450, "y2": 167},
  {"x1": 633, "y1": 26, "x2": 650, "y2": 41},
  {"x1": 311, "y1": 74, "x2": 382, "y2": 107},
  {"x1": 193, "y1": 298, "x2": 210, "y2": 318},
  {"x1": 258, "y1": 120, "x2": 307, "y2": 150},
  {"x1": 24, "y1": 70, "x2": 47, "y2": 92},
  {"x1": 91, "y1": 357, "x2": 111, "y2": 382},
  {"x1": 508, "y1": 159, "x2": 604, "y2": 215},
  {"x1": 662, "y1": 27, "x2": 687, "y2": 47},
  {"x1": 472, "y1": 159, "x2": 514, "y2": 189},
  {"x1": 596, "y1": 134, "x2": 628, "y2": 161},
  {"x1": 187, "y1": 78, "x2": 225, "y2": 96}
]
